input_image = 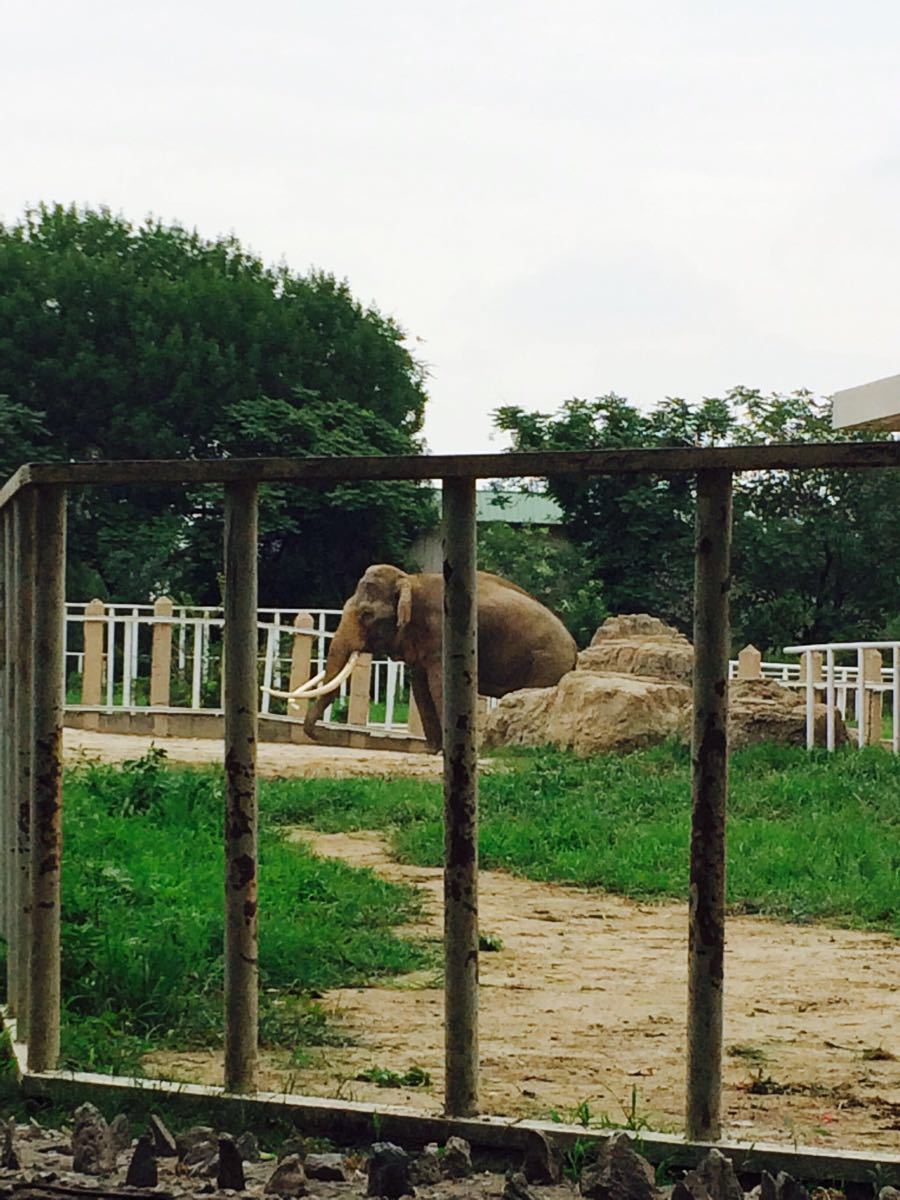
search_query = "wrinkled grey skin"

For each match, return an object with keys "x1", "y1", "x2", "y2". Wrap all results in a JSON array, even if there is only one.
[{"x1": 303, "y1": 564, "x2": 577, "y2": 752}]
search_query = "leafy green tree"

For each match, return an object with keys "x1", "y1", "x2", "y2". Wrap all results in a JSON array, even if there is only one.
[
  {"x1": 477, "y1": 521, "x2": 607, "y2": 646},
  {"x1": 0, "y1": 204, "x2": 434, "y2": 603},
  {"x1": 495, "y1": 389, "x2": 899, "y2": 653}
]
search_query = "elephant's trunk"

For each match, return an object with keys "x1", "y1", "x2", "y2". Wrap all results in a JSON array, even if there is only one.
[{"x1": 302, "y1": 603, "x2": 366, "y2": 741}]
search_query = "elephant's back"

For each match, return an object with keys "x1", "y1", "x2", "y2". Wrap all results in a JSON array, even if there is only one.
[{"x1": 476, "y1": 583, "x2": 577, "y2": 696}]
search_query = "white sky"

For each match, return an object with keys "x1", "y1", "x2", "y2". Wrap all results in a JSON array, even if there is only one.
[{"x1": 4, "y1": 0, "x2": 900, "y2": 453}]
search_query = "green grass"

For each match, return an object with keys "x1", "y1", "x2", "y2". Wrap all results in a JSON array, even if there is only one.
[
  {"x1": 12, "y1": 740, "x2": 898, "y2": 1076},
  {"x1": 260, "y1": 741, "x2": 900, "y2": 935},
  {"x1": 15, "y1": 749, "x2": 431, "y2": 1075}
]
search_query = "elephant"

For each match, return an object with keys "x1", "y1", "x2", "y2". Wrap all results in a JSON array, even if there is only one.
[{"x1": 295, "y1": 563, "x2": 578, "y2": 752}]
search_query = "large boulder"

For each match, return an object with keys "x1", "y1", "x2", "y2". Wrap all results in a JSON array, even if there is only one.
[
  {"x1": 580, "y1": 614, "x2": 693, "y2": 683},
  {"x1": 729, "y1": 679, "x2": 848, "y2": 749},
  {"x1": 484, "y1": 672, "x2": 690, "y2": 756}
]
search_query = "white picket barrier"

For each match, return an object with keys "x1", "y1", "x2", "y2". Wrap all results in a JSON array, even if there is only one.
[
  {"x1": 782, "y1": 641, "x2": 899, "y2": 752},
  {"x1": 63, "y1": 601, "x2": 412, "y2": 732}
]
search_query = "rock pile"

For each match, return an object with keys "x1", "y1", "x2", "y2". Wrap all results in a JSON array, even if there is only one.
[
  {"x1": 0, "y1": 1104, "x2": 879, "y2": 1200},
  {"x1": 485, "y1": 614, "x2": 847, "y2": 756}
]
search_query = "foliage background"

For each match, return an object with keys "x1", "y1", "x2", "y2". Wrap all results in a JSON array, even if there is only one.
[
  {"x1": 0, "y1": 205, "x2": 436, "y2": 605},
  {"x1": 494, "y1": 389, "x2": 900, "y2": 652}
]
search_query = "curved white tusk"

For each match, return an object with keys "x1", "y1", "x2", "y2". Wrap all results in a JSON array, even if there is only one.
[
  {"x1": 261, "y1": 653, "x2": 359, "y2": 701},
  {"x1": 261, "y1": 667, "x2": 326, "y2": 700},
  {"x1": 289, "y1": 667, "x2": 327, "y2": 694}
]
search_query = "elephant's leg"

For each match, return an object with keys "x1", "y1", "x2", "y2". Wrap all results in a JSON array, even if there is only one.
[{"x1": 411, "y1": 664, "x2": 442, "y2": 753}]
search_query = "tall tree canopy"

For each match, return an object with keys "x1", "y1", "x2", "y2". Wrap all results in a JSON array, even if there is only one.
[
  {"x1": 495, "y1": 389, "x2": 900, "y2": 652},
  {"x1": 0, "y1": 204, "x2": 434, "y2": 604}
]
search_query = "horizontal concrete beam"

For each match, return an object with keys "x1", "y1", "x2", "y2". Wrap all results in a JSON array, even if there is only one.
[
  {"x1": 833, "y1": 374, "x2": 900, "y2": 431},
  {"x1": 3, "y1": 442, "x2": 900, "y2": 508},
  {"x1": 10, "y1": 1053, "x2": 900, "y2": 1185}
]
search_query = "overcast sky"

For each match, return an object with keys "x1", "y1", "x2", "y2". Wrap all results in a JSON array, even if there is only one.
[{"x1": 4, "y1": 0, "x2": 900, "y2": 453}]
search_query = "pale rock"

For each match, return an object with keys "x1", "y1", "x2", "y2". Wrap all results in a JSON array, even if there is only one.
[
  {"x1": 584, "y1": 614, "x2": 693, "y2": 683},
  {"x1": 729, "y1": 680, "x2": 848, "y2": 749}
]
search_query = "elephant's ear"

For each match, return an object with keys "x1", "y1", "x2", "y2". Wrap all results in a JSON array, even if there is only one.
[{"x1": 397, "y1": 578, "x2": 413, "y2": 630}]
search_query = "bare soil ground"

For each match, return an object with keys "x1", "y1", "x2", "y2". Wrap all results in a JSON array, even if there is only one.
[
  {"x1": 66, "y1": 730, "x2": 900, "y2": 1153},
  {"x1": 64, "y1": 728, "x2": 444, "y2": 779}
]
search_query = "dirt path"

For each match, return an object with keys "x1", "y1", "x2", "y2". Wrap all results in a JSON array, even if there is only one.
[
  {"x1": 147, "y1": 826, "x2": 900, "y2": 1153},
  {"x1": 64, "y1": 728, "x2": 443, "y2": 779}
]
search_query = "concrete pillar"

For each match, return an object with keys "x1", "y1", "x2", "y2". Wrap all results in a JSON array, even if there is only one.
[
  {"x1": 686, "y1": 468, "x2": 732, "y2": 1142},
  {"x1": 150, "y1": 596, "x2": 173, "y2": 707},
  {"x1": 29, "y1": 485, "x2": 66, "y2": 1073},
  {"x1": 408, "y1": 691, "x2": 425, "y2": 738},
  {"x1": 223, "y1": 482, "x2": 259, "y2": 1094},
  {"x1": 442, "y1": 476, "x2": 480, "y2": 1117},
  {"x1": 799, "y1": 651, "x2": 823, "y2": 683},
  {"x1": 863, "y1": 648, "x2": 883, "y2": 746},
  {"x1": 347, "y1": 653, "x2": 373, "y2": 726},
  {"x1": 736, "y1": 645, "x2": 761, "y2": 681},
  {"x1": 288, "y1": 613, "x2": 314, "y2": 719},
  {"x1": 80, "y1": 599, "x2": 106, "y2": 718}
]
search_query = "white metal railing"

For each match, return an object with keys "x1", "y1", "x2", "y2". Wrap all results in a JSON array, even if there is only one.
[
  {"x1": 64, "y1": 602, "x2": 412, "y2": 733},
  {"x1": 782, "y1": 641, "x2": 899, "y2": 753}
]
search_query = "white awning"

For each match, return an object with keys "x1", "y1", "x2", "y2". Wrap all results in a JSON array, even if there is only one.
[{"x1": 832, "y1": 373, "x2": 900, "y2": 431}]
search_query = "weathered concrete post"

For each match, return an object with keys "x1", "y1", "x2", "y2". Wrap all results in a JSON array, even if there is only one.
[
  {"x1": 13, "y1": 491, "x2": 36, "y2": 1037},
  {"x1": 1, "y1": 507, "x2": 13, "y2": 1001},
  {"x1": 862, "y1": 648, "x2": 883, "y2": 746},
  {"x1": 348, "y1": 653, "x2": 373, "y2": 726},
  {"x1": 686, "y1": 469, "x2": 732, "y2": 1142},
  {"x1": 223, "y1": 482, "x2": 259, "y2": 1094},
  {"x1": 29, "y1": 486, "x2": 66, "y2": 1072},
  {"x1": 80, "y1": 599, "x2": 106, "y2": 732},
  {"x1": 407, "y1": 691, "x2": 425, "y2": 739},
  {"x1": 288, "y1": 612, "x2": 314, "y2": 719},
  {"x1": 150, "y1": 596, "x2": 174, "y2": 736},
  {"x1": 798, "y1": 651, "x2": 824, "y2": 682},
  {"x1": 442, "y1": 476, "x2": 479, "y2": 1117},
  {"x1": 150, "y1": 596, "x2": 174, "y2": 707},
  {"x1": 736, "y1": 644, "x2": 761, "y2": 681}
]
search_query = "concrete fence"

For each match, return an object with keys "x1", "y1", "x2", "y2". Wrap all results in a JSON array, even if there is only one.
[
  {"x1": 1, "y1": 440, "x2": 899, "y2": 1145},
  {"x1": 63, "y1": 598, "x2": 427, "y2": 739}
]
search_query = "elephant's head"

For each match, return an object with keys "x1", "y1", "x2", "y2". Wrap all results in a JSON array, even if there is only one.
[{"x1": 302, "y1": 565, "x2": 413, "y2": 741}]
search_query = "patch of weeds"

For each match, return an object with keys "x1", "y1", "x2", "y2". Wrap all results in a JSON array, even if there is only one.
[
  {"x1": 654, "y1": 1157, "x2": 678, "y2": 1187},
  {"x1": 726, "y1": 1043, "x2": 768, "y2": 1063},
  {"x1": 861, "y1": 1045, "x2": 896, "y2": 1062},
  {"x1": 745, "y1": 1070, "x2": 791, "y2": 1095},
  {"x1": 562, "y1": 1137, "x2": 592, "y2": 1181},
  {"x1": 868, "y1": 1164, "x2": 899, "y2": 1193},
  {"x1": 356, "y1": 1065, "x2": 431, "y2": 1088},
  {"x1": 479, "y1": 932, "x2": 504, "y2": 952}
]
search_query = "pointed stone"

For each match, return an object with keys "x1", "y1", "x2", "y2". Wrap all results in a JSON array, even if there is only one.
[
  {"x1": 368, "y1": 1142, "x2": 413, "y2": 1198},
  {"x1": 108, "y1": 1115, "x2": 131, "y2": 1154},
  {"x1": 125, "y1": 1135, "x2": 158, "y2": 1188},
  {"x1": 217, "y1": 1135, "x2": 246, "y2": 1191},
  {"x1": 176, "y1": 1125, "x2": 216, "y2": 1161},
  {"x1": 305, "y1": 1152, "x2": 348, "y2": 1181},
  {"x1": 236, "y1": 1131, "x2": 261, "y2": 1163},
  {"x1": 0, "y1": 1120, "x2": 21, "y2": 1171},
  {"x1": 149, "y1": 1113, "x2": 178, "y2": 1158},
  {"x1": 265, "y1": 1153, "x2": 308, "y2": 1196},
  {"x1": 71, "y1": 1103, "x2": 115, "y2": 1175},
  {"x1": 523, "y1": 1129, "x2": 563, "y2": 1185},
  {"x1": 579, "y1": 1132, "x2": 659, "y2": 1200},
  {"x1": 505, "y1": 1171, "x2": 540, "y2": 1200},
  {"x1": 441, "y1": 1136, "x2": 472, "y2": 1179}
]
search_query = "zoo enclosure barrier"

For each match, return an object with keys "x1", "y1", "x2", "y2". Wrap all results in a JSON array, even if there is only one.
[
  {"x1": 781, "y1": 641, "x2": 900, "y2": 752},
  {"x1": 62, "y1": 600, "x2": 425, "y2": 735},
  {"x1": 1, "y1": 441, "x2": 898, "y2": 1141},
  {"x1": 64, "y1": 600, "x2": 898, "y2": 748},
  {"x1": 731, "y1": 641, "x2": 898, "y2": 751}
]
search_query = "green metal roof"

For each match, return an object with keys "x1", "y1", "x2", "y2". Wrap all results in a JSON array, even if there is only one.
[{"x1": 475, "y1": 489, "x2": 563, "y2": 525}]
